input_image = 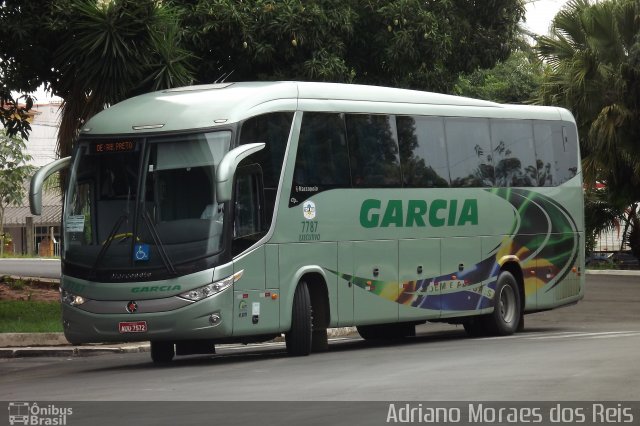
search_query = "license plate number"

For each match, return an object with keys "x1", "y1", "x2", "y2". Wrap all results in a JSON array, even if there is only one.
[{"x1": 118, "y1": 321, "x2": 147, "y2": 333}]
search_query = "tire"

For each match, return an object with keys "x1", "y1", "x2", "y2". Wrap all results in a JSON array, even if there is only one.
[
  {"x1": 286, "y1": 281, "x2": 312, "y2": 356},
  {"x1": 150, "y1": 341, "x2": 175, "y2": 363},
  {"x1": 486, "y1": 271, "x2": 521, "y2": 336}
]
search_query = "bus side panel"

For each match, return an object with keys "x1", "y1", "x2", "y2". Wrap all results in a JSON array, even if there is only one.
[
  {"x1": 534, "y1": 231, "x2": 582, "y2": 310},
  {"x1": 265, "y1": 244, "x2": 280, "y2": 290},
  {"x1": 398, "y1": 238, "x2": 441, "y2": 321},
  {"x1": 337, "y1": 241, "x2": 354, "y2": 327},
  {"x1": 353, "y1": 240, "x2": 399, "y2": 325},
  {"x1": 234, "y1": 246, "x2": 266, "y2": 291},
  {"x1": 278, "y1": 242, "x2": 339, "y2": 331},
  {"x1": 233, "y1": 246, "x2": 280, "y2": 336},
  {"x1": 439, "y1": 237, "x2": 489, "y2": 319}
]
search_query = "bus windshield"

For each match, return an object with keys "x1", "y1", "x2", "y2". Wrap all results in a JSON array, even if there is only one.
[{"x1": 63, "y1": 131, "x2": 231, "y2": 272}]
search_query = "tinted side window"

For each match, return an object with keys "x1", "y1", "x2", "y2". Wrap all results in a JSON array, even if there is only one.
[
  {"x1": 533, "y1": 122, "x2": 556, "y2": 186},
  {"x1": 293, "y1": 113, "x2": 350, "y2": 187},
  {"x1": 239, "y1": 112, "x2": 294, "y2": 189},
  {"x1": 555, "y1": 123, "x2": 579, "y2": 184},
  {"x1": 346, "y1": 114, "x2": 401, "y2": 187},
  {"x1": 397, "y1": 116, "x2": 450, "y2": 188},
  {"x1": 239, "y1": 112, "x2": 294, "y2": 224},
  {"x1": 491, "y1": 120, "x2": 537, "y2": 187},
  {"x1": 446, "y1": 118, "x2": 493, "y2": 187}
]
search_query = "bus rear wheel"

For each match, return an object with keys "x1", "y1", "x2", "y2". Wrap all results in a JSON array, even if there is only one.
[
  {"x1": 286, "y1": 281, "x2": 312, "y2": 356},
  {"x1": 486, "y1": 270, "x2": 521, "y2": 336},
  {"x1": 150, "y1": 341, "x2": 175, "y2": 363}
]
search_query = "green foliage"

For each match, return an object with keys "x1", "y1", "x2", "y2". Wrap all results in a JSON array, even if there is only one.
[
  {"x1": 8, "y1": 278, "x2": 25, "y2": 290},
  {"x1": 0, "y1": 300, "x2": 62, "y2": 333},
  {"x1": 1, "y1": 0, "x2": 194, "y2": 156},
  {"x1": 180, "y1": 0, "x2": 525, "y2": 92},
  {"x1": 453, "y1": 51, "x2": 545, "y2": 103},
  {"x1": 583, "y1": 187, "x2": 626, "y2": 254},
  {"x1": 49, "y1": 0, "x2": 195, "y2": 157},
  {"x1": 0, "y1": 93, "x2": 34, "y2": 140},
  {"x1": 2, "y1": 0, "x2": 525, "y2": 155},
  {"x1": 0, "y1": 132, "x2": 34, "y2": 256},
  {"x1": 0, "y1": 0, "x2": 58, "y2": 139}
]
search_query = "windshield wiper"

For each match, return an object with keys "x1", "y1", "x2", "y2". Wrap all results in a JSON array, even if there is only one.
[
  {"x1": 141, "y1": 211, "x2": 177, "y2": 276},
  {"x1": 91, "y1": 214, "x2": 127, "y2": 276}
]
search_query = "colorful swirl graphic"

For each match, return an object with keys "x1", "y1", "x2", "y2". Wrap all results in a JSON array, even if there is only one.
[{"x1": 329, "y1": 189, "x2": 580, "y2": 312}]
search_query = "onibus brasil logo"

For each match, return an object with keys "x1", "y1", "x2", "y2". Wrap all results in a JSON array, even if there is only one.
[{"x1": 7, "y1": 402, "x2": 73, "y2": 425}]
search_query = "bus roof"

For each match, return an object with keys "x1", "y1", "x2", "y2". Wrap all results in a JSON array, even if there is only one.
[{"x1": 81, "y1": 81, "x2": 572, "y2": 136}]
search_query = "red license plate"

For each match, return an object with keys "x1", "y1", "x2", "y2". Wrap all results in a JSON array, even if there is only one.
[{"x1": 118, "y1": 321, "x2": 147, "y2": 333}]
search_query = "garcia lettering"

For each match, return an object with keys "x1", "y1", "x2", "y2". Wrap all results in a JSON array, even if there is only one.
[
  {"x1": 360, "y1": 198, "x2": 478, "y2": 228},
  {"x1": 132, "y1": 285, "x2": 182, "y2": 293}
]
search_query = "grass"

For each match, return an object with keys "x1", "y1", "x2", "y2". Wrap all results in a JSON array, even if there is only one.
[{"x1": 0, "y1": 300, "x2": 63, "y2": 333}]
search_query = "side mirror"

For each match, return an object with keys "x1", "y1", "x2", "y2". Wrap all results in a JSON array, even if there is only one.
[
  {"x1": 30, "y1": 156, "x2": 71, "y2": 215},
  {"x1": 216, "y1": 143, "x2": 265, "y2": 202}
]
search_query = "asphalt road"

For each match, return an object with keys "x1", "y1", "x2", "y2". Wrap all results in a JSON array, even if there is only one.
[
  {"x1": 0, "y1": 258, "x2": 61, "y2": 279},
  {"x1": 0, "y1": 274, "x2": 639, "y2": 425}
]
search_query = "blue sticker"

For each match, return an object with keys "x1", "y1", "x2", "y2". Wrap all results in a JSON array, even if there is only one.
[{"x1": 134, "y1": 243, "x2": 150, "y2": 261}]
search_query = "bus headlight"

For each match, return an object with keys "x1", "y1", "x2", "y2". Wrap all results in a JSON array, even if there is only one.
[
  {"x1": 60, "y1": 289, "x2": 87, "y2": 306},
  {"x1": 179, "y1": 270, "x2": 244, "y2": 302}
]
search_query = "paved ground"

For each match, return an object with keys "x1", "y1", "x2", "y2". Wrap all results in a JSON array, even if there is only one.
[{"x1": 0, "y1": 258, "x2": 61, "y2": 279}]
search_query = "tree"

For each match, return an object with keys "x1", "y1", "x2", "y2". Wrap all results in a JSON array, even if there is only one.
[
  {"x1": 3, "y1": 0, "x2": 525, "y2": 156},
  {"x1": 179, "y1": 0, "x2": 526, "y2": 92},
  {"x1": 453, "y1": 50, "x2": 545, "y2": 103},
  {"x1": 1, "y1": 0, "x2": 194, "y2": 157},
  {"x1": 583, "y1": 186, "x2": 627, "y2": 254},
  {"x1": 0, "y1": 132, "x2": 34, "y2": 256},
  {"x1": 49, "y1": 0, "x2": 194, "y2": 158},
  {"x1": 0, "y1": 0, "x2": 58, "y2": 139},
  {"x1": 536, "y1": 0, "x2": 640, "y2": 203}
]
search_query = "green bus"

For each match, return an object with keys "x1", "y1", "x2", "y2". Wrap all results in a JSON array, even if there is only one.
[{"x1": 30, "y1": 82, "x2": 584, "y2": 363}]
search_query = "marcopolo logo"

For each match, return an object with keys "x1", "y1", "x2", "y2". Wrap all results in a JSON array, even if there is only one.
[
  {"x1": 7, "y1": 402, "x2": 73, "y2": 425},
  {"x1": 360, "y1": 198, "x2": 479, "y2": 228}
]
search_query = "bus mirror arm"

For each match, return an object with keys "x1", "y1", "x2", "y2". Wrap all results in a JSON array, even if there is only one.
[
  {"x1": 216, "y1": 143, "x2": 265, "y2": 202},
  {"x1": 30, "y1": 156, "x2": 71, "y2": 215}
]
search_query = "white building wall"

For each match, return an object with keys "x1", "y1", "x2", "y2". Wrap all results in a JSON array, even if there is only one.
[{"x1": 26, "y1": 102, "x2": 61, "y2": 167}]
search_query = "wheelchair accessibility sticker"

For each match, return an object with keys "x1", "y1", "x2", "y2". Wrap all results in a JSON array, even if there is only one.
[{"x1": 134, "y1": 243, "x2": 150, "y2": 262}]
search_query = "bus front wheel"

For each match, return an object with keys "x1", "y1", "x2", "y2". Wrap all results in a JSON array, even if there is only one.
[{"x1": 286, "y1": 281, "x2": 312, "y2": 356}]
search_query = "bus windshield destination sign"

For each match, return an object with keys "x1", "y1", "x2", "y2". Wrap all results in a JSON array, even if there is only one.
[{"x1": 91, "y1": 140, "x2": 135, "y2": 154}]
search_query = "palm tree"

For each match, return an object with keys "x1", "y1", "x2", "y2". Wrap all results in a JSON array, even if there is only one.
[
  {"x1": 50, "y1": 0, "x2": 193, "y2": 158},
  {"x1": 536, "y1": 0, "x2": 640, "y2": 198},
  {"x1": 536, "y1": 0, "x2": 640, "y2": 257}
]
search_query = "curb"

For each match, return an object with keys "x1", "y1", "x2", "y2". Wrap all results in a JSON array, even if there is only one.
[
  {"x1": 0, "y1": 332, "x2": 69, "y2": 347},
  {"x1": 0, "y1": 344, "x2": 150, "y2": 358},
  {"x1": 585, "y1": 269, "x2": 640, "y2": 276},
  {"x1": 0, "y1": 328, "x2": 356, "y2": 358}
]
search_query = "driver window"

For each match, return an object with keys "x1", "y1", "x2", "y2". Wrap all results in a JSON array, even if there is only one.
[{"x1": 232, "y1": 166, "x2": 265, "y2": 255}]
